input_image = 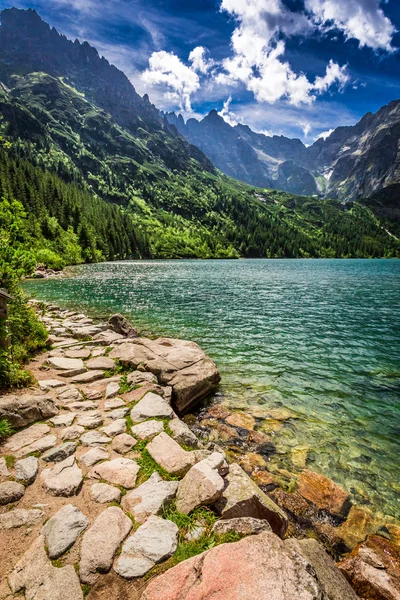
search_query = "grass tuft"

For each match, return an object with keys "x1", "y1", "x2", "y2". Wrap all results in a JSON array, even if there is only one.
[
  {"x1": 136, "y1": 449, "x2": 179, "y2": 484},
  {"x1": 0, "y1": 418, "x2": 14, "y2": 439},
  {"x1": 4, "y1": 454, "x2": 16, "y2": 469}
]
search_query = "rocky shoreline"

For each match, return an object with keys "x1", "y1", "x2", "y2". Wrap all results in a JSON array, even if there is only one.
[{"x1": 0, "y1": 302, "x2": 399, "y2": 599}]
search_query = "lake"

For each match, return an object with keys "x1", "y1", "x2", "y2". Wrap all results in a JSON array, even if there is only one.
[{"x1": 25, "y1": 259, "x2": 400, "y2": 518}]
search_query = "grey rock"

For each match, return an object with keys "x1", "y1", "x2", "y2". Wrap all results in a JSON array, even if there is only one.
[
  {"x1": 48, "y1": 357, "x2": 85, "y2": 371},
  {"x1": 41, "y1": 456, "x2": 83, "y2": 497},
  {"x1": 107, "y1": 407, "x2": 129, "y2": 419},
  {"x1": 147, "y1": 432, "x2": 195, "y2": 476},
  {"x1": 176, "y1": 454, "x2": 225, "y2": 514},
  {"x1": 41, "y1": 504, "x2": 89, "y2": 559},
  {"x1": 59, "y1": 367, "x2": 87, "y2": 378},
  {"x1": 0, "y1": 508, "x2": 44, "y2": 530},
  {"x1": 131, "y1": 420, "x2": 164, "y2": 440},
  {"x1": 89, "y1": 457, "x2": 139, "y2": 489},
  {"x1": 79, "y1": 446, "x2": 109, "y2": 466},
  {"x1": 104, "y1": 397, "x2": 126, "y2": 410},
  {"x1": 80, "y1": 430, "x2": 111, "y2": 446},
  {"x1": 38, "y1": 379, "x2": 66, "y2": 390},
  {"x1": 122, "y1": 472, "x2": 178, "y2": 524},
  {"x1": 8, "y1": 535, "x2": 84, "y2": 600},
  {"x1": 214, "y1": 463, "x2": 288, "y2": 538},
  {"x1": 61, "y1": 425, "x2": 85, "y2": 440},
  {"x1": 49, "y1": 412, "x2": 76, "y2": 427},
  {"x1": 92, "y1": 330, "x2": 125, "y2": 345},
  {"x1": 86, "y1": 356, "x2": 116, "y2": 370},
  {"x1": 115, "y1": 516, "x2": 178, "y2": 579},
  {"x1": 101, "y1": 419, "x2": 127, "y2": 437},
  {"x1": 108, "y1": 313, "x2": 138, "y2": 338},
  {"x1": 43, "y1": 442, "x2": 76, "y2": 463},
  {"x1": 58, "y1": 387, "x2": 83, "y2": 401},
  {"x1": 15, "y1": 434, "x2": 57, "y2": 458},
  {"x1": 212, "y1": 517, "x2": 272, "y2": 537},
  {"x1": 79, "y1": 506, "x2": 132, "y2": 584},
  {"x1": 169, "y1": 417, "x2": 199, "y2": 448},
  {"x1": 0, "y1": 481, "x2": 25, "y2": 505},
  {"x1": 15, "y1": 456, "x2": 39, "y2": 485},
  {"x1": 77, "y1": 410, "x2": 103, "y2": 429},
  {"x1": 90, "y1": 483, "x2": 121, "y2": 503},
  {"x1": 112, "y1": 433, "x2": 137, "y2": 454},
  {"x1": 0, "y1": 456, "x2": 9, "y2": 480},
  {"x1": 105, "y1": 381, "x2": 120, "y2": 399},
  {"x1": 67, "y1": 401, "x2": 97, "y2": 411},
  {"x1": 127, "y1": 371, "x2": 157, "y2": 386},
  {"x1": 130, "y1": 392, "x2": 174, "y2": 423},
  {"x1": 0, "y1": 394, "x2": 58, "y2": 428}
]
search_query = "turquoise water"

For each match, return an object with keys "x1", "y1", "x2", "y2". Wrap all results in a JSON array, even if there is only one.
[{"x1": 25, "y1": 259, "x2": 400, "y2": 517}]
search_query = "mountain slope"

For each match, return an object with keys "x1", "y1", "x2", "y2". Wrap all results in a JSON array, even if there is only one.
[
  {"x1": 167, "y1": 100, "x2": 400, "y2": 201},
  {"x1": 0, "y1": 8, "x2": 398, "y2": 261}
]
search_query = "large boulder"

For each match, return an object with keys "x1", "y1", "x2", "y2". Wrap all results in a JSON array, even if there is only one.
[
  {"x1": 146, "y1": 432, "x2": 195, "y2": 477},
  {"x1": 214, "y1": 463, "x2": 288, "y2": 538},
  {"x1": 176, "y1": 454, "x2": 225, "y2": 514},
  {"x1": 41, "y1": 456, "x2": 83, "y2": 496},
  {"x1": 338, "y1": 534, "x2": 400, "y2": 600},
  {"x1": 122, "y1": 472, "x2": 178, "y2": 524},
  {"x1": 0, "y1": 393, "x2": 58, "y2": 428},
  {"x1": 110, "y1": 337, "x2": 220, "y2": 412},
  {"x1": 107, "y1": 313, "x2": 138, "y2": 337},
  {"x1": 141, "y1": 532, "x2": 358, "y2": 600}
]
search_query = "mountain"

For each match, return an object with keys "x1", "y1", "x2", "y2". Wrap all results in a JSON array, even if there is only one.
[
  {"x1": 0, "y1": 8, "x2": 398, "y2": 263},
  {"x1": 166, "y1": 101, "x2": 400, "y2": 201}
]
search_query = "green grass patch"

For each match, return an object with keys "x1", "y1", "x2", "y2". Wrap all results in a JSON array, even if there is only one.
[
  {"x1": 136, "y1": 449, "x2": 179, "y2": 484},
  {"x1": 51, "y1": 558, "x2": 64, "y2": 568},
  {"x1": 0, "y1": 418, "x2": 14, "y2": 439},
  {"x1": 81, "y1": 584, "x2": 91, "y2": 596},
  {"x1": 4, "y1": 454, "x2": 16, "y2": 468}
]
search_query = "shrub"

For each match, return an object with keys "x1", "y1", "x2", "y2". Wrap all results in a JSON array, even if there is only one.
[{"x1": 35, "y1": 248, "x2": 65, "y2": 270}]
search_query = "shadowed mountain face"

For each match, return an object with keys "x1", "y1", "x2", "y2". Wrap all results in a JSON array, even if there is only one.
[
  {"x1": 166, "y1": 101, "x2": 400, "y2": 201},
  {"x1": 0, "y1": 7, "x2": 214, "y2": 173}
]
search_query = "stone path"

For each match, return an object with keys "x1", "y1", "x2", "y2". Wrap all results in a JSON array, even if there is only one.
[{"x1": 0, "y1": 303, "x2": 399, "y2": 600}]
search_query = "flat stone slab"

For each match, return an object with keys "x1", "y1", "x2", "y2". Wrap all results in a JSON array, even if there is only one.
[
  {"x1": 141, "y1": 532, "x2": 358, "y2": 600},
  {"x1": 104, "y1": 397, "x2": 126, "y2": 410},
  {"x1": 92, "y1": 330, "x2": 124, "y2": 345},
  {"x1": 62, "y1": 425, "x2": 85, "y2": 440},
  {"x1": 86, "y1": 357, "x2": 116, "y2": 370},
  {"x1": 101, "y1": 419, "x2": 127, "y2": 437},
  {"x1": 131, "y1": 420, "x2": 164, "y2": 440},
  {"x1": 89, "y1": 458, "x2": 139, "y2": 489},
  {"x1": 122, "y1": 472, "x2": 178, "y2": 524},
  {"x1": 67, "y1": 400, "x2": 98, "y2": 411},
  {"x1": 4, "y1": 423, "x2": 50, "y2": 453},
  {"x1": 48, "y1": 357, "x2": 85, "y2": 371},
  {"x1": 80, "y1": 430, "x2": 111, "y2": 446},
  {"x1": 79, "y1": 447, "x2": 109, "y2": 467},
  {"x1": 15, "y1": 456, "x2": 39, "y2": 485},
  {"x1": 115, "y1": 516, "x2": 178, "y2": 579},
  {"x1": 8, "y1": 535, "x2": 84, "y2": 600},
  {"x1": 0, "y1": 508, "x2": 44, "y2": 530},
  {"x1": 58, "y1": 388, "x2": 83, "y2": 401},
  {"x1": 127, "y1": 371, "x2": 158, "y2": 386},
  {"x1": 211, "y1": 517, "x2": 272, "y2": 537},
  {"x1": 147, "y1": 432, "x2": 195, "y2": 476},
  {"x1": 15, "y1": 434, "x2": 57, "y2": 458},
  {"x1": 43, "y1": 442, "x2": 76, "y2": 463},
  {"x1": 130, "y1": 392, "x2": 174, "y2": 423},
  {"x1": 71, "y1": 370, "x2": 105, "y2": 384},
  {"x1": 90, "y1": 483, "x2": 122, "y2": 503},
  {"x1": 0, "y1": 457, "x2": 9, "y2": 480},
  {"x1": 176, "y1": 453, "x2": 225, "y2": 514},
  {"x1": 214, "y1": 463, "x2": 288, "y2": 538},
  {"x1": 38, "y1": 379, "x2": 66, "y2": 389},
  {"x1": 112, "y1": 433, "x2": 137, "y2": 454},
  {"x1": 41, "y1": 504, "x2": 89, "y2": 559},
  {"x1": 77, "y1": 411, "x2": 103, "y2": 429},
  {"x1": 0, "y1": 481, "x2": 25, "y2": 505},
  {"x1": 79, "y1": 506, "x2": 132, "y2": 584},
  {"x1": 105, "y1": 381, "x2": 120, "y2": 398},
  {"x1": 65, "y1": 348, "x2": 91, "y2": 359},
  {"x1": 108, "y1": 407, "x2": 130, "y2": 419},
  {"x1": 41, "y1": 456, "x2": 83, "y2": 496},
  {"x1": 49, "y1": 412, "x2": 76, "y2": 427}
]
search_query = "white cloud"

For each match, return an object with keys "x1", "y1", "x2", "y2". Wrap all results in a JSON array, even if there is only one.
[
  {"x1": 141, "y1": 51, "x2": 200, "y2": 112},
  {"x1": 314, "y1": 59, "x2": 349, "y2": 93},
  {"x1": 305, "y1": 0, "x2": 396, "y2": 52},
  {"x1": 189, "y1": 47, "x2": 214, "y2": 74},
  {"x1": 217, "y1": 96, "x2": 242, "y2": 126},
  {"x1": 301, "y1": 122, "x2": 312, "y2": 137},
  {"x1": 315, "y1": 128, "x2": 335, "y2": 140}
]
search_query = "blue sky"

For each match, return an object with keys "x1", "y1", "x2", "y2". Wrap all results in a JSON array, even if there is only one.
[{"x1": 1, "y1": 0, "x2": 400, "y2": 142}]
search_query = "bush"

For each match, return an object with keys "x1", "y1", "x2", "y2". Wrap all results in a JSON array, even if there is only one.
[
  {"x1": 35, "y1": 248, "x2": 65, "y2": 270},
  {"x1": 0, "y1": 418, "x2": 13, "y2": 439}
]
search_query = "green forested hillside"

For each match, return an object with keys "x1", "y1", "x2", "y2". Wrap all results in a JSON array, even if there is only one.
[{"x1": 0, "y1": 72, "x2": 399, "y2": 264}]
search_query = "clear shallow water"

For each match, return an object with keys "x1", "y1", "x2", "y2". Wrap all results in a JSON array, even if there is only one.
[{"x1": 25, "y1": 259, "x2": 400, "y2": 517}]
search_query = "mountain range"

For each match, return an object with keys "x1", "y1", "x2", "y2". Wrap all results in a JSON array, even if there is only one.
[
  {"x1": 0, "y1": 7, "x2": 398, "y2": 263},
  {"x1": 166, "y1": 101, "x2": 400, "y2": 201}
]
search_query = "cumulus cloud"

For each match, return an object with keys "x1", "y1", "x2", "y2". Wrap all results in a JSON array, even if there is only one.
[
  {"x1": 305, "y1": 0, "x2": 396, "y2": 52},
  {"x1": 142, "y1": 51, "x2": 200, "y2": 111},
  {"x1": 217, "y1": 96, "x2": 241, "y2": 126},
  {"x1": 189, "y1": 47, "x2": 214, "y2": 74}
]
